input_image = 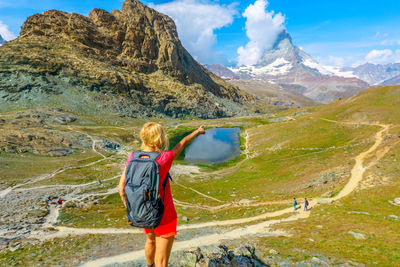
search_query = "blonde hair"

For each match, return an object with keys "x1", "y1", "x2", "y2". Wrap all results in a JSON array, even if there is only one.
[{"x1": 140, "y1": 122, "x2": 169, "y2": 152}]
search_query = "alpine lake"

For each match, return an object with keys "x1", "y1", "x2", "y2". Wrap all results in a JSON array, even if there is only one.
[{"x1": 170, "y1": 127, "x2": 242, "y2": 165}]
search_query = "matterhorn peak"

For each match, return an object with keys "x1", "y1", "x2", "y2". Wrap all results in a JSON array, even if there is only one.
[
  {"x1": 0, "y1": 34, "x2": 5, "y2": 46},
  {"x1": 272, "y1": 30, "x2": 292, "y2": 49}
]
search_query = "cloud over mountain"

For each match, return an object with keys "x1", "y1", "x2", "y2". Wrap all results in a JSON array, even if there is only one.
[
  {"x1": 365, "y1": 49, "x2": 400, "y2": 64},
  {"x1": 0, "y1": 20, "x2": 16, "y2": 41},
  {"x1": 149, "y1": 0, "x2": 236, "y2": 64},
  {"x1": 237, "y1": 0, "x2": 285, "y2": 66}
]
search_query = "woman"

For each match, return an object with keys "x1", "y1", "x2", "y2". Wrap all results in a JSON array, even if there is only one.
[{"x1": 118, "y1": 122, "x2": 205, "y2": 267}]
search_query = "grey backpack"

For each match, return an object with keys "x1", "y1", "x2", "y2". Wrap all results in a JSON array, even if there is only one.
[{"x1": 124, "y1": 151, "x2": 171, "y2": 229}]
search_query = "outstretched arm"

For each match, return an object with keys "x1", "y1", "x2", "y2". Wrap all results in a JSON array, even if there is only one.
[
  {"x1": 172, "y1": 126, "x2": 205, "y2": 159},
  {"x1": 118, "y1": 166, "x2": 127, "y2": 207}
]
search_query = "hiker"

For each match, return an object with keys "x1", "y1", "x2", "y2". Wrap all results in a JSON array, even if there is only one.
[
  {"x1": 47, "y1": 196, "x2": 52, "y2": 203},
  {"x1": 58, "y1": 198, "x2": 63, "y2": 206},
  {"x1": 304, "y1": 198, "x2": 309, "y2": 211},
  {"x1": 118, "y1": 122, "x2": 205, "y2": 267},
  {"x1": 294, "y1": 198, "x2": 297, "y2": 211}
]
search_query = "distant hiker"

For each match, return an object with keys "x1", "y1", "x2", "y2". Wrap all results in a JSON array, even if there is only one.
[
  {"x1": 119, "y1": 122, "x2": 205, "y2": 267},
  {"x1": 58, "y1": 198, "x2": 63, "y2": 206},
  {"x1": 294, "y1": 198, "x2": 297, "y2": 211},
  {"x1": 98, "y1": 180, "x2": 102, "y2": 185},
  {"x1": 47, "y1": 196, "x2": 52, "y2": 203},
  {"x1": 304, "y1": 198, "x2": 309, "y2": 211}
]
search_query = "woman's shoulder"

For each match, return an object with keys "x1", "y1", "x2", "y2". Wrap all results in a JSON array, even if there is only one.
[
  {"x1": 157, "y1": 150, "x2": 174, "y2": 164},
  {"x1": 159, "y1": 150, "x2": 174, "y2": 159}
]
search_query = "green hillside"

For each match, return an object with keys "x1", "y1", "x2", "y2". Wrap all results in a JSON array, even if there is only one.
[{"x1": 1, "y1": 85, "x2": 399, "y2": 266}]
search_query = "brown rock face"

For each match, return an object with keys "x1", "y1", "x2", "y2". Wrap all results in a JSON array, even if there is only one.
[{"x1": 0, "y1": 0, "x2": 254, "y2": 118}]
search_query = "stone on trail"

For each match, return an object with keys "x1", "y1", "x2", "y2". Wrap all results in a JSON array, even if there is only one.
[
  {"x1": 317, "y1": 198, "x2": 333, "y2": 204},
  {"x1": 238, "y1": 199, "x2": 252, "y2": 205},
  {"x1": 394, "y1": 198, "x2": 400, "y2": 205},
  {"x1": 348, "y1": 231, "x2": 366, "y2": 240},
  {"x1": 388, "y1": 214, "x2": 399, "y2": 220},
  {"x1": 182, "y1": 216, "x2": 189, "y2": 222}
]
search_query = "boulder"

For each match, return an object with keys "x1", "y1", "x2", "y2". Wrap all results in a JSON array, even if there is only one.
[{"x1": 348, "y1": 231, "x2": 366, "y2": 240}]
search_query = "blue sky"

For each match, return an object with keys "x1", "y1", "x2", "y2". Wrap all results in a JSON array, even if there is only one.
[{"x1": 1, "y1": 0, "x2": 400, "y2": 67}]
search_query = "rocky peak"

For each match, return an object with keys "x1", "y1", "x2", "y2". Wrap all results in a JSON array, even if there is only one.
[
  {"x1": 0, "y1": 34, "x2": 5, "y2": 45},
  {"x1": 272, "y1": 30, "x2": 293, "y2": 49},
  {"x1": 1, "y1": 0, "x2": 254, "y2": 118},
  {"x1": 17, "y1": 0, "x2": 226, "y2": 91},
  {"x1": 257, "y1": 30, "x2": 302, "y2": 67},
  {"x1": 121, "y1": 0, "x2": 148, "y2": 14}
]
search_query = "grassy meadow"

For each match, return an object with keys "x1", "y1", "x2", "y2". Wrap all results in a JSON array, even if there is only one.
[{"x1": 1, "y1": 86, "x2": 399, "y2": 265}]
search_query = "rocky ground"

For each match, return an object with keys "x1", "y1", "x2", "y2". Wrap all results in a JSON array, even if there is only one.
[
  {"x1": 0, "y1": 0, "x2": 259, "y2": 119},
  {"x1": 0, "y1": 108, "x2": 90, "y2": 156},
  {"x1": 1, "y1": 87, "x2": 400, "y2": 266}
]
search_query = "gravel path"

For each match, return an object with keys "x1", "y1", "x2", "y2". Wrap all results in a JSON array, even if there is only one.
[{"x1": 81, "y1": 119, "x2": 393, "y2": 266}]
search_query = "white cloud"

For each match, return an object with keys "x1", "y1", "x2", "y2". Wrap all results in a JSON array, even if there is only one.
[
  {"x1": 396, "y1": 50, "x2": 400, "y2": 63},
  {"x1": 325, "y1": 56, "x2": 345, "y2": 67},
  {"x1": 149, "y1": 0, "x2": 236, "y2": 64},
  {"x1": 0, "y1": 20, "x2": 16, "y2": 41},
  {"x1": 236, "y1": 0, "x2": 285, "y2": 66},
  {"x1": 364, "y1": 49, "x2": 399, "y2": 64}
]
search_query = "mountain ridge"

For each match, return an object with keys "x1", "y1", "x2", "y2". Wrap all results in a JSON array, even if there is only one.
[
  {"x1": 0, "y1": 0, "x2": 255, "y2": 118},
  {"x1": 206, "y1": 30, "x2": 370, "y2": 104},
  {"x1": 340, "y1": 62, "x2": 400, "y2": 85}
]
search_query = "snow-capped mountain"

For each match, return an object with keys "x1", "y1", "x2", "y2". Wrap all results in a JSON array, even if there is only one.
[
  {"x1": 379, "y1": 73, "x2": 400, "y2": 86},
  {"x1": 338, "y1": 63, "x2": 400, "y2": 85},
  {"x1": 203, "y1": 64, "x2": 238, "y2": 80},
  {"x1": 0, "y1": 35, "x2": 6, "y2": 46},
  {"x1": 230, "y1": 31, "x2": 369, "y2": 103},
  {"x1": 207, "y1": 30, "x2": 369, "y2": 104}
]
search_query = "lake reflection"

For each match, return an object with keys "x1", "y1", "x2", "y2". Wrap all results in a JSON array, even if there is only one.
[{"x1": 184, "y1": 127, "x2": 241, "y2": 164}]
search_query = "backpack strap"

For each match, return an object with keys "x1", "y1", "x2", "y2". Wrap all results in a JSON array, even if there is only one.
[
  {"x1": 161, "y1": 172, "x2": 172, "y2": 201},
  {"x1": 162, "y1": 172, "x2": 172, "y2": 189}
]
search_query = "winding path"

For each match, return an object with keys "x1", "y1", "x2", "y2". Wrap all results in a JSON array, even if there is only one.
[
  {"x1": 0, "y1": 129, "x2": 112, "y2": 198},
  {"x1": 80, "y1": 120, "x2": 392, "y2": 266}
]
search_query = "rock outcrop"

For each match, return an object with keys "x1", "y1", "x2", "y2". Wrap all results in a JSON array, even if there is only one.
[
  {"x1": 0, "y1": 108, "x2": 92, "y2": 156},
  {"x1": 0, "y1": 0, "x2": 255, "y2": 118}
]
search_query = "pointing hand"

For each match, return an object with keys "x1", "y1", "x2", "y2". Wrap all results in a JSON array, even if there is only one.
[{"x1": 197, "y1": 125, "x2": 205, "y2": 135}]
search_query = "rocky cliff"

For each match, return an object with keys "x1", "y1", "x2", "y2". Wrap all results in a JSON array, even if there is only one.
[{"x1": 0, "y1": 0, "x2": 254, "y2": 118}]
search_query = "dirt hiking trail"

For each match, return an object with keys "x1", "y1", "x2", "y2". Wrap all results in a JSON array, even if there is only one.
[
  {"x1": 79, "y1": 119, "x2": 393, "y2": 266},
  {"x1": 11, "y1": 119, "x2": 391, "y2": 266}
]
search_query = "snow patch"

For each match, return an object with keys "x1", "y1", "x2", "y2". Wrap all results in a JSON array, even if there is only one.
[
  {"x1": 323, "y1": 66, "x2": 357, "y2": 78},
  {"x1": 230, "y1": 58, "x2": 292, "y2": 76},
  {"x1": 302, "y1": 58, "x2": 358, "y2": 78},
  {"x1": 302, "y1": 58, "x2": 332, "y2": 75}
]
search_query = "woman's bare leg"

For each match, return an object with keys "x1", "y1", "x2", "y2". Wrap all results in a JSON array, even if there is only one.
[
  {"x1": 155, "y1": 235, "x2": 175, "y2": 267},
  {"x1": 145, "y1": 232, "x2": 156, "y2": 265}
]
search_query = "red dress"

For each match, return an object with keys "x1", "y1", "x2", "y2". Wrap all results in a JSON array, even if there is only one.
[{"x1": 125, "y1": 150, "x2": 177, "y2": 237}]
